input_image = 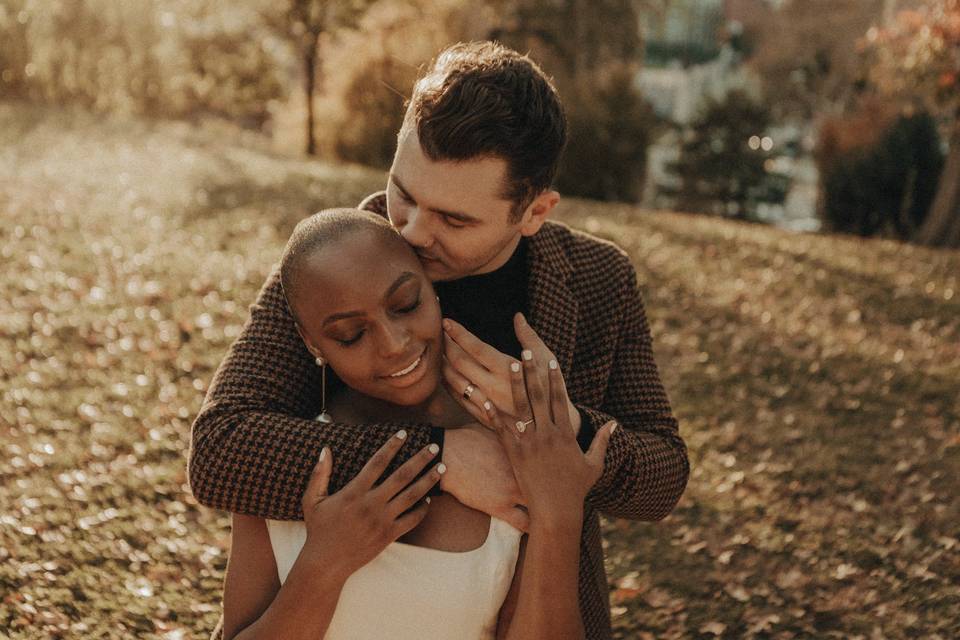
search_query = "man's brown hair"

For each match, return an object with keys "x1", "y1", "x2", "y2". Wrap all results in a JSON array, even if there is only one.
[{"x1": 401, "y1": 41, "x2": 567, "y2": 221}]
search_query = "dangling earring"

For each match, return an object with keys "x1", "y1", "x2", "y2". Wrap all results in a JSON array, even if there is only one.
[{"x1": 315, "y1": 356, "x2": 333, "y2": 423}]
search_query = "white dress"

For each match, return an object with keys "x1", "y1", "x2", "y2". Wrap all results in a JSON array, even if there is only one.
[{"x1": 265, "y1": 516, "x2": 523, "y2": 639}]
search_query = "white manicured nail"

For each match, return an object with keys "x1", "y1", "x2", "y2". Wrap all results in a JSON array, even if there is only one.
[
  {"x1": 425, "y1": 497, "x2": 431, "y2": 504},
  {"x1": 437, "y1": 463, "x2": 447, "y2": 475},
  {"x1": 428, "y1": 443, "x2": 439, "y2": 455},
  {"x1": 510, "y1": 362, "x2": 521, "y2": 373},
  {"x1": 548, "y1": 359, "x2": 557, "y2": 370},
  {"x1": 483, "y1": 400, "x2": 492, "y2": 411},
  {"x1": 396, "y1": 430, "x2": 407, "y2": 440},
  {"x1": 522, "y1": 350, "x2": 533, "y2": 361}
]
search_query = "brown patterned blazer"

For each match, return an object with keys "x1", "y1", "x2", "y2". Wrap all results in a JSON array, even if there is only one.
[{"x1": 190, "y1": 193, "x2": 689, "y2": 640}]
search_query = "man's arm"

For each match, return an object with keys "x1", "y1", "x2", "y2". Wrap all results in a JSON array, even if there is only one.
[
  {"x1": 188, "y1": 266, "x2": 435, "y2": 519},
  {"x1": 579, "y1": 256, "x2": 689, "y2": 521}
]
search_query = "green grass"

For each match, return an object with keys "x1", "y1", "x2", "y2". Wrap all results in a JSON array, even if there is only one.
[{"x1": 2, "y1": 103, "x2": 958, "y2": 639}]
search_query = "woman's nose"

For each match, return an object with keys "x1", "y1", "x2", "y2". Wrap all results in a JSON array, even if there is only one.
[{"x1": 377, "y1": 321, "x2": 410, "y2": 358}]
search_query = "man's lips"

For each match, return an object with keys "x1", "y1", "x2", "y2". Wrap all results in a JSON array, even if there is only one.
[{"x1": 417, "y1": 252, "x2": 442, "y2": 263}]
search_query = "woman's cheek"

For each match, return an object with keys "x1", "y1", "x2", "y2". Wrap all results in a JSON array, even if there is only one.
[{"x1": 330, "y1": 349, "x2": 373, "y2": 392}]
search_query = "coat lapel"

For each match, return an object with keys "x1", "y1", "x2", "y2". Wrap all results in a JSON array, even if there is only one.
[{"x1": 525, "y1": 223, "x2": 578, "y2": 374}]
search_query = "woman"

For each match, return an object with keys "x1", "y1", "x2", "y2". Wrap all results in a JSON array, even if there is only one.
[{"x1": 220, "y1": 209, "x2": 614, "y2": 639}]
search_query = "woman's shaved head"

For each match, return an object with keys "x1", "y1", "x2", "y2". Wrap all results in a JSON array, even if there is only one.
[{"x1": 280, "y1": 208, "x2": 404, "y2": 322}]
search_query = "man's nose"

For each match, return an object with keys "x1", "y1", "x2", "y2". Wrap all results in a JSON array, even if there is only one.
[{"x1": 400, "y1": 207, "x2": 432, "y2": 249}]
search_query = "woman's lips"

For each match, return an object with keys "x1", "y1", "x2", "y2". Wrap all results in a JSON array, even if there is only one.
[
  {"x1": 381, "y1": 345, "x2": 429, "y2": 387},
  {"x1": 387, "y1": 352, "x2": 423, "y2": 377}
]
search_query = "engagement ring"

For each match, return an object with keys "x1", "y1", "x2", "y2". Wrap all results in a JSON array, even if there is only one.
[{"x1": 515, "y1": 418, "x2": 534, "y2": 433}]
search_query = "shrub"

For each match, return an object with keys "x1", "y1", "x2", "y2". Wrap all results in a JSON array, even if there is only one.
[
  {"x1": 330, "y1": 53, "x2": 418, "y2": 169},
  {"x1": 667, "y1": 90, "x2": 774, "y2": 219},
  {"x1": 816, "y1": 105, "x2": 944, "y2": 238},
  {"x1": 315, "y1": 0, "x2": 484, "y2": 167},
  {"x1": 0, "y1": 0, "x2": 287, "y2": 125},
  {"x1": 556, "y1": 64, "x2": 658, "y2": 202}
]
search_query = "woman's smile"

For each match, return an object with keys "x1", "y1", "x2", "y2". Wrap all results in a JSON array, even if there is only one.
[{"x1": 380, "y1": 344, "x2": 430, "y2": 388}]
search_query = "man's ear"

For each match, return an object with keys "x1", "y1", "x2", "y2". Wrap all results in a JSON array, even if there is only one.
[{"x1": 518, "y1": 190, "x2": 560, "y2": 237}]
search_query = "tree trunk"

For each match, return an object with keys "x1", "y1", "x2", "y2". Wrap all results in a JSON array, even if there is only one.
[
  {"x1": 303, "y1": 33, "x2": 320, "y2": 156},
  {"x1": 915, "y1": 121, "x2": 960, "y2": 248}
]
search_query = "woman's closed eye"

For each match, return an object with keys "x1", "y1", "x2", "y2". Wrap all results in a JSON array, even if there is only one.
[
  {"x1": 397, "y1": 296, "x2": 421, "y2": 313},
  {"x1": 330, "y1": 297, "x2": 421, "y2": 347},
  {"x1": 335, "y1": 331, "x2": 364, "y2": 346}
]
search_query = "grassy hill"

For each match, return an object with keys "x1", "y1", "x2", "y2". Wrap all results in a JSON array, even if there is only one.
[{"x1": 2, "y1": 104, "x2": 958, "y2": 639}]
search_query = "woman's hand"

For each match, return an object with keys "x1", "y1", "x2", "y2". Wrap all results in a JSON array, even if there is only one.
[
  {"x1": 483, "y1": 349, "x2": 616, "y2": 528},
  {"x1": 442, "y1": 314, "x2": 581, "y2": 434},
  {"x1": 299, "y1": 431, "x2": 445, "y2": 580}
]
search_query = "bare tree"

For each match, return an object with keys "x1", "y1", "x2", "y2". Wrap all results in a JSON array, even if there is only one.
[{"x1": 261, "y1": 0, "x2": 372, "y2": 155}]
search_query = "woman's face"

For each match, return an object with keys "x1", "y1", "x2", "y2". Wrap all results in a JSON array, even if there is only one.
[{"x1": 292, "y1": 229, "x2": 443, "y2": 407}]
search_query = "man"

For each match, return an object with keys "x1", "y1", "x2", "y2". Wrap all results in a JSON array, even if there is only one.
[{"x1": 190, "y1": 41, "x2": 688, "y2": 639}]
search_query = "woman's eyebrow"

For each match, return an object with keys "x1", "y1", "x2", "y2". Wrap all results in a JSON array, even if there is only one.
[
  {"x1": 384, "y1": 272, "x2": 417, "y2": 298},
  {"x1": 321, "y1": 272, "x2": 417, "y2": 327}
]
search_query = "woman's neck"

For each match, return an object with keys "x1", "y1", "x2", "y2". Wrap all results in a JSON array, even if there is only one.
[{"x1": 338, "y1": 385, "x2": 470, "y2": 428}]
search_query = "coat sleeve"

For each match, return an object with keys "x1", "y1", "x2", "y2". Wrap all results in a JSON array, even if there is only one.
[
  {"x1": 187, "y1": 265, "x2": 433, "y2": 520},
  {"x1": 580, "y1": 258, "x2": 689, "y2": 521}
]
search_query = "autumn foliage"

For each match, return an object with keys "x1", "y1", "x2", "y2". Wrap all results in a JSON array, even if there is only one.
[
  {"x1": 3, "y1": 104, "x2": 958, "y2": 639},
  {"x1": 863, "y1": 0, "x2": 960, "y2": 247}
]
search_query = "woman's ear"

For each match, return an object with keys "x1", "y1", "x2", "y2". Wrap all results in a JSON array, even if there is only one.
[{"x1": 295, "y1": 323, "x2": 324, "y2": 361}]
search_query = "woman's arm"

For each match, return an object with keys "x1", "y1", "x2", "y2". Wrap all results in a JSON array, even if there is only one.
[
  {"x1": 488, "y1": 336, "x2": 616, "y2": 640},
  {"x1": 496, "y1": 521, "x2": 584, "y2": 640},
  {"x1": 223, "y1": 515, "x2": 350, "y2": 640},
  {"x1": 506, "y1": 519, "x2": 584, "y2": 639}
]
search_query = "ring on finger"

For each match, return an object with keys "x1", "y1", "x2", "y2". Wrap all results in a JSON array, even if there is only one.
[
  {"x1": 463, "y1": 383, "x2": 476, "y2": 400},
  {"x1": 515, "y1": 418, "x2": 534, "y2": 433}
]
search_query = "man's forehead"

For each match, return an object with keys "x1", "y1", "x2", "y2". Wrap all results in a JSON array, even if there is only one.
[{"x1": 391, "y1": 133, "x2": 513, "y2": 214}]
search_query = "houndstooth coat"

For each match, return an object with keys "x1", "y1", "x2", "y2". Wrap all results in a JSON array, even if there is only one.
[{"x1": 191, "y1": 193, "x2": 689, "y2": 640}]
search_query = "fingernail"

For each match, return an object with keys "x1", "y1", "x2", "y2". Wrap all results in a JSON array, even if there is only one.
[
  {"x1": 437, "y1": 463, "x2": 447, "y2": 475},
  {"x1": 483, "y1": 400, "x2": 492, "y2": 411},
  {"x1": 517, "y1": 313, "x2": 527, "y2": 325},
  {"x1": 319, "y1": 448, "x2": 327, "y2": 462},
  {"x1": 548, "y1": 359, "x2": 558, "y2": 370},
  {"x1": 611, "y1": 423, "x2": 618, "y2": 435},
  {"x1": 522, "y1": 350, "x2": 533, "y2": 361},
  {"x1": 396, "y1": 429, "x2": 407, "y2": 440},
  {"x1": 510, "y1": 362, "x2": 521, "y2": 373},
  {"x1": 425, "y1": 497, "x2": 431, "y2": 504},
  {"x1": 428, "y1": 443, "x2": 440, "y2": 455},
  {"x1": 442, "y1": 319, "x2": 451, "y2": 331}
]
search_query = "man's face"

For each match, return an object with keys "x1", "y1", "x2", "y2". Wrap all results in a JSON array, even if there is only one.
[{"x1": 386, "y1": 131, "x2": 528, "y2": 282}]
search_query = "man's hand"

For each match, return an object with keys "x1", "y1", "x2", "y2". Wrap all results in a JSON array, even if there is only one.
[
  {"x1": 442, "y1": 314, "x2": 581, "y2": 435},
  {"x1": 440, "y1": 424, "x2": 530, "y2": 533}
]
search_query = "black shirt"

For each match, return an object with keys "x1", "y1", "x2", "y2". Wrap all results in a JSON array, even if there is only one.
[{"x1": 434, "y1": 239, "x2": 528, "y2": 359}]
